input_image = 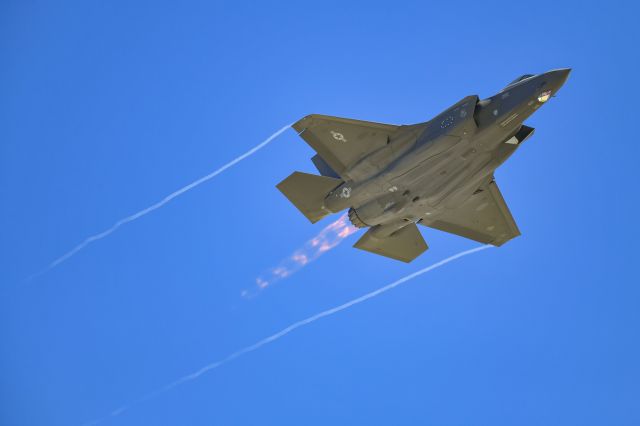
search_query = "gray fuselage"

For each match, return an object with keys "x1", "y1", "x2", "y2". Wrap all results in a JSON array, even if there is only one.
[{"x1": 323, "y1": 69, "x2": 570, "y2": 237}]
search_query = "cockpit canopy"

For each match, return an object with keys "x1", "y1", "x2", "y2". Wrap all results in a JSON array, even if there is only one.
[
  {"x1": 508, "y1": 74, "x2": 535, "y2": 85},
  {"x1": 501, "y1": 74, "x2": 535, "y2": 91}
]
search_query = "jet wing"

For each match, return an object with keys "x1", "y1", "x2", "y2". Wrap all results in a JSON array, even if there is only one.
[
  {"x1": 293, "y1": 114, "x2": 399, "y2": 180},
  {"x1": 422, "y1": 178, "x2": 520, "y2": 246}
]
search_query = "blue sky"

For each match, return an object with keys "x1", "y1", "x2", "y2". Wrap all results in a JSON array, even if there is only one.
[{"x1": 1, "y1": 1, "x2": 639, "y2": 425}]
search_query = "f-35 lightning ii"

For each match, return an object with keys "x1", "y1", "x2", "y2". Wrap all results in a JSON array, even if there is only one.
[{"x1": 277, "y1": 69, "x2": 571, "y2": 262}]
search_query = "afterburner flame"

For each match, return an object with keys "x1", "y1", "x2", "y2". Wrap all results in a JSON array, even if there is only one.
[{"x1": 246, "y1": 213, "x2": 358, "y2": 296}]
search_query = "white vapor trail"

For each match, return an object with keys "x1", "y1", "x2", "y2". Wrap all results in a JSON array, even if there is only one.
[
  {"x1": 29, "y1": 124, "x2": 291, "y2": 280},
  {"x1": 82, "y1": 245, "x2": 492, "y2": 426}
]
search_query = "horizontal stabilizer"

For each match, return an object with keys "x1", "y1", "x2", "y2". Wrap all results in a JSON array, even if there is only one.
[
  {"x1": 354, "y1": 224, "x2": 428, "y2": 263},
  {"x1": 276, "y1": 171, "x2": 342, "y2": 223}
]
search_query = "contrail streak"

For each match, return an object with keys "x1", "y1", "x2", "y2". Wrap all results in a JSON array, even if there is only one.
[
  {"x1": 82, "y1": 245, "x2": 491, "y2": 425},
  {"x1": 28, "y1": 124, "x2": 291, "y2": 280}
]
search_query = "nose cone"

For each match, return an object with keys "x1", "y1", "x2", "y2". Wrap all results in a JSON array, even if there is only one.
[{"x1": 547, "y1": 68, "x2": 572, "y2": 91}]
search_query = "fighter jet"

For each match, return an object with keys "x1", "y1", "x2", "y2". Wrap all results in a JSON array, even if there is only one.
[{"x1": 277, "y1": 69, "x2": 571, "y2": 262}]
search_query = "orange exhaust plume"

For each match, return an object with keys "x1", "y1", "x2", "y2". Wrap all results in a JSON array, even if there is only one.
[{"x1": 245, "y1": 213, "x2": 358, "y2": 296}]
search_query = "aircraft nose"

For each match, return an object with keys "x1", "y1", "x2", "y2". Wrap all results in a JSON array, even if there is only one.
[{"x1": 548, "y1": 68, "x2": 572, "y2": 90}]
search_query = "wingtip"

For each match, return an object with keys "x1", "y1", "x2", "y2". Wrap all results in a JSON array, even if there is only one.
[{"x1": 292, "y1": 115, "x2": 315, "y2": 133}]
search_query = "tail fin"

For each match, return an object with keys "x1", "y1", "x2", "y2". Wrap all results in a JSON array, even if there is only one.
[
  {"x1": 276, "y1": 172, "x2": 342, "y2": 223},
  {"x1": 354, "y1": 224, "x2": 428, "y2": 262},
  {"x1": 311, "y1": 154, "x2": 340, "y2": 178}
]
